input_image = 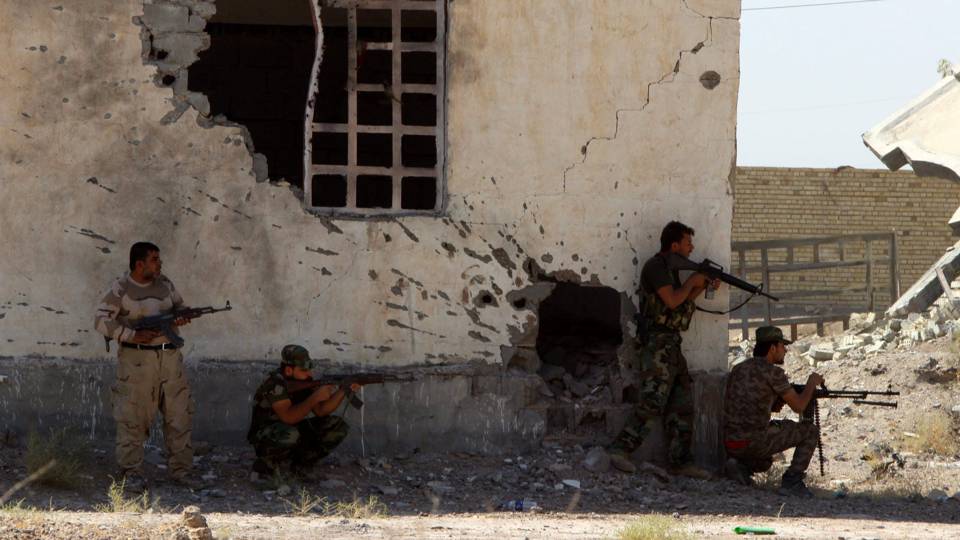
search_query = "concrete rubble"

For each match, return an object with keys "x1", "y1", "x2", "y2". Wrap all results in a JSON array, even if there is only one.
[{"x1": 731, "y1": 285, "x2": 960, "y2": 367}]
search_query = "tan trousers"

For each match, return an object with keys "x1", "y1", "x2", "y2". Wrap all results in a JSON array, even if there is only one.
[{"x1": 112, "y1": 347, "x2": 194, "y2": 476}]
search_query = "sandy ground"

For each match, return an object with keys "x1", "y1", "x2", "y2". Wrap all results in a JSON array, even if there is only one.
[{"x1": 3, "y1": 331, "x2": 960, "y2": 538}]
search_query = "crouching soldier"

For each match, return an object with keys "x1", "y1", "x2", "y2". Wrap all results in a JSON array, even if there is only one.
[
  {"x1": 247, "y1": 344, "x2": 356, "y2": 479},
  {"x1": 723, "y1": 326, "x2": 823, "y2": 498}
]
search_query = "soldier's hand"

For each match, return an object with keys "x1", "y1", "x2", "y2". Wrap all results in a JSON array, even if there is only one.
[
  {"x1": 686, "y1": 273, "x2": 708, "y2": 288},
  {"x1": 708, "y1": 277, "x2": 721, "y2": 290},
  {"x1": 349, "y1": 383, "x2": 362, "y2": 393},
  {"x1": 173, "y1": 316, "x2": 191, "y2": 327},
  {"x1": 131, "y1": 329, "x2": 162, "y2": 343},
  {"x1": 807, "y1": 372, "x2": 825, "y2": 388},
  {"x1": 311, "y1": 385, "x2": 336, "y2": 402}
]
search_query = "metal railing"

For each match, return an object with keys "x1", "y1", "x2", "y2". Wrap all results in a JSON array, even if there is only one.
[{"x1": 729, "y1": 232, "x2": 899, "y2": 340}]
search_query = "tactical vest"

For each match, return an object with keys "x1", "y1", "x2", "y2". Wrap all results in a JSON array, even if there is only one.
[{"x1": 641, "y1": 289, "x2": 695, "y2": 333}]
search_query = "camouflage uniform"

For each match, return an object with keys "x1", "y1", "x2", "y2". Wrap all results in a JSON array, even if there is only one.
[
  {"x1": 247, "y1": 346, "x2": 349, "y2": 474},
  {"x1": 610, "y1": 254, "x2": 697, "y2": 466},
  {"x1": 723, "y1": 356, "x2": 818, "y2": 478}
]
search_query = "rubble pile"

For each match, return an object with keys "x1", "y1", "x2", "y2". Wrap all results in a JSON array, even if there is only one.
[
  {"x1": 731, "y1": 296, "x2": 960, "y2": 366},
  {"x1": 536, "y1": 335, "x2": 630, "y2": 436}
]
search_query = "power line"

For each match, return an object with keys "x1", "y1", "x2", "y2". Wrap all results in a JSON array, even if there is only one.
[{"x1": 743, "y1": 0, "x2": 889, "y2": 12}]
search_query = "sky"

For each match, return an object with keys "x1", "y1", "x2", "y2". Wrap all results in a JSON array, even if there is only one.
[{"x1": 737, "y1": 0, "x2": 959, "y2": 168}]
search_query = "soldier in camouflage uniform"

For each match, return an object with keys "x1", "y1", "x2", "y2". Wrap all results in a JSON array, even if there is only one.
[
  {"x1": 608, "y1": 221, "x2": 718, "y2": 478},
  {"x1": 94, "y1": 242, "x2": 196, "y2": 490},
  {"x1": 247, "y1": 345, "x2": 355, "y2": 478},
  {"x1": 723, "y1": 326, "x2": 824, "y2": 498}
]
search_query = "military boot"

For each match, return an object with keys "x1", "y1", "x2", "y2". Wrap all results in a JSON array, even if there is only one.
[{"x1": 778, "y1": 471, "x2": 814, "y2": 499}]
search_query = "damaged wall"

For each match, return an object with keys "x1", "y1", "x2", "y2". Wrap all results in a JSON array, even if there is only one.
[{"x1": 0, "y1": 0, "x2": 740, "y2": 453}]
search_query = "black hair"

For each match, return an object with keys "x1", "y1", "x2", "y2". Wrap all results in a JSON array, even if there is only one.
[
  {"x1": 129, "y1": 242, "x2": 160, "y2": 271},
  {"x1": 660, "y1": 221, "x2": 695, "y2": 252},
  {"x1": 753, "y1": 341, "x2": 777, "y2": 358}
]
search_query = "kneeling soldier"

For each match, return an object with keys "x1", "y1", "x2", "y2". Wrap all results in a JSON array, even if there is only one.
[
  {"x1": 247, "y1": 344, "x2": 355, "y2": 478},
  {"x1": 723, "y1": 326, "x2": 823, "y2": 498}
]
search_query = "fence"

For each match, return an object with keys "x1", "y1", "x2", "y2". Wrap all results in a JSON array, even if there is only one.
[{"x1": 729, "y1": 232, "x2": 899, "y2": 341}]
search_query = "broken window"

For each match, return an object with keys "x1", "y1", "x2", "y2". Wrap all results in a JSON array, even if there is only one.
[
  {"x1": 188, "y1": 0, "x2": 317, "y2": 188},
  {"x1": 309, "y1": 0, "x2": 446, "y2": 215}
]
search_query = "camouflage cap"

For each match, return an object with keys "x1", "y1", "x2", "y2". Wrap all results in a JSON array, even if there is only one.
[
  {"x1": 280, "y1": 344, "x2": 313, "y2": 369},
  {"x1": 755, "y1": 326, "x2": 793, "y2": 345}
]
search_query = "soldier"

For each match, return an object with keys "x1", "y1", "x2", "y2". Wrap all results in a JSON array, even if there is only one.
[
  {"x1": 608, "y1": 221, "x2": 719, "y2": 478},
  {"x1": 94, "y1": 242, "x2": 196, "y2": 490},
  {"x1": 723, "y1": 326, "x2": 823, "y2": 498},
  {"x1": 247, "y1": 345, "x2": 355, "y2": 479}
]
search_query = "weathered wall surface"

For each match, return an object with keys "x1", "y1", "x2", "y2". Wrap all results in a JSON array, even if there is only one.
[{"x1": 0, "y1": 1, "x2": 740, "y2": 451}]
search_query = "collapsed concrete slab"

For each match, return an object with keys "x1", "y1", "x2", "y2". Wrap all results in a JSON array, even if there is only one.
[
  {"x1": 886, "y1": 241, "x2": 960, "y2": 317},
  {"x1": 862, "y1": 70, "x2": 960, "y2": 183}
]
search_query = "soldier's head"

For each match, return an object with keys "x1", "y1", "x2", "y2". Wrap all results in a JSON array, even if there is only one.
[
  {"x1": 280, "y1": 344, "x2": 314, "y2": 380},
  {"x1": 753, "y1": 326, "x2": 792, "y2": 364},
  {"x1": 129, "y1": 242, "x2": 161, "y2": 281},
  {"x1": 660, "y1": 221, "x2": 695, "y2": 257}
]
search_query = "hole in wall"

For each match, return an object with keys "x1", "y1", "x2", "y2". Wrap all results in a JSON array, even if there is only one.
[
  {"x1": 533, "y1": 282, "x2": 625, "y2": 436},
  {"x1": 187, "y1": 0, "x2": 315, "y2": 187}
]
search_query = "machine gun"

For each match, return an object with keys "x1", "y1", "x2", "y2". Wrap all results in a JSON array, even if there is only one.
[
  {"x1": 774, "y1": 384, "x2": 900, "y2": 475},
  {"x1": 285, "y1": 372, "x2": 407, "y2": 410},
  {"x1": 665, "y1": 253, "x2": 779, "y2": 302},
  {"x1": 104, "y1": 301, "x2": 232, "y2": 351}
]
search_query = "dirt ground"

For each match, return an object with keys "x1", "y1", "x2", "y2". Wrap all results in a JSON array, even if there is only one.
[{"x1": 3, "y1": 333, "x2": 960, "y2": 538}]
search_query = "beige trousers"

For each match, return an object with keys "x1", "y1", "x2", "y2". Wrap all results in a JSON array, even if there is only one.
[{"x1": 112, "y1": 347, "x2": 194, "y2": 475}]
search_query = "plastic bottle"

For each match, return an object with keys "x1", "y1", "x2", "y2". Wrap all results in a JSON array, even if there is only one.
[{"x1": 500, "y1": 498, "x2": 539, "y2": 512}]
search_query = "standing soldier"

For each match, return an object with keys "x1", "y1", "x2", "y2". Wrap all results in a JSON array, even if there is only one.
[
  {"x1": 94, "y1": 242, "x2": 197, "y2": 490},
  {"x1": 723, "y1": 326, "x2": 823, "y2": 498},
  {"x1": 247, "y1": 345, "x2": 355, "y2": 480},
  {"x1": 608, "y1": 221, "x2": 718, "y2": 477}
]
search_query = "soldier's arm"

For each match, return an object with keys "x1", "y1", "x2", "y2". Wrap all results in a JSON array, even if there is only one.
[
  {"x1": 779, "y1": 373, "x2": 824, "y2": 414},
  {"x1": 272, "y1": 386, "x2": 335, "y2": 424},
  {"x1": 312, "y1": 383, "x2": 362, "y2": 417},
  {"x1": 656, "y1": 274, "x2": 706, "y2": 309},
  {"x1": 94, "y1": 281, "x2": 137, "y2": 343}
]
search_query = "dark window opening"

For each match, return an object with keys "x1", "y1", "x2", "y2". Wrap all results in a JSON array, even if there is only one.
[
  {"x1": 312, "y1": 175, "x2": 347, "y2": 208},
  {"x1": 188, "y1": 0, "x2": 316, "y2": 188},
  {"x1": 400, "y1": 176, "x2": 436, "y2": 209},
  {"x1": 357, "y1": 175, "x2": 393, "y2": 208}
]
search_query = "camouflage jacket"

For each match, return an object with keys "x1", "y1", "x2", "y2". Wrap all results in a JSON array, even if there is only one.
[
  {"x1": 723, "y1": 357, "x2": 792, "y2": 440},
  {"x1": 639, "y1": 253, "x2": 695, "y2": 333},
  {"x1": 248, "y1": 369, "x2": 311, "y2": 439}
]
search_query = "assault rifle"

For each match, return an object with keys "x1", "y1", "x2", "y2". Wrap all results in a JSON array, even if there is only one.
[
  {"x1": 104, "y1": 301, "x2": 232, "y2": 351},
  {"x1": 665, "y1": 253, "x2": 779, "y2": 302},
  {"x1": 774, "y1": 384, "x2": 899, "y2": 475},
  {"x1": 285, "y1": 372, "x2": 407, "y2": 410}
]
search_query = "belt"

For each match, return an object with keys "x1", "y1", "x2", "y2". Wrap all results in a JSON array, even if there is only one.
[
  {"x1": 121, "y1": 342, "x2": 179, "y2": 351},
  {"x1": 724, "y1": 440, "x2": 750, "y2": 450}
]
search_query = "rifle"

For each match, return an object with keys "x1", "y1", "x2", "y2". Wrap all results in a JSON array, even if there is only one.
[
  {"x1": 285, "y1": 372, "x2": 406, "y2": 410},
  {"x1": 665, "y1": 253, "x2": 779, "y2": 302},
  {"x1": 774, "y1": 384, "x2": 899, "y2": 475},
  {"x1": 105, "y1": 301, "x2": 233, "y2": 351}
]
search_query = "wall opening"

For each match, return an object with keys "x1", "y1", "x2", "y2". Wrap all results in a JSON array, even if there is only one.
[
  {"x1": 188, "y1": 0, "x2": 316, "y2": 187},
  {"x1": 534, "y1": 282, "x2": 628, "y2": 438}
]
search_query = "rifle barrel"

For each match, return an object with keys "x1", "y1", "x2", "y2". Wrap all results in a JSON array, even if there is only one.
[{"x1": 852, "y1": 399, "x2": 898, "y2": 408}]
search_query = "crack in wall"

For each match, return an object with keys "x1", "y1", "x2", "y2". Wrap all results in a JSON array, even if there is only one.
[{"x1": 560, "y1": 13, "x2": 719, "y2": 191}]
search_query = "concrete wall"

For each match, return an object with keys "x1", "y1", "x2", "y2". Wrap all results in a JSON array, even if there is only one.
[
  {"x1": 0, "y1": 1, "x2": 740, "y2": 452},
  {"x1": 733, "y1": 166, "x2": 960, "y2": 309}
]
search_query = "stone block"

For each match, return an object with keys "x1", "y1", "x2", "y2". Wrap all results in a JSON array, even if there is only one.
[{"x1": 809, "y1": 344, "x2": 835, "y2": 361}]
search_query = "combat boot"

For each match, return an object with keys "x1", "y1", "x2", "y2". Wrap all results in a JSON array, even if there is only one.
[
  {"x1": 119, "y1": 469, "x2": 149, "y2": 493},
  {"x1": 609, "y1": 452, "x2": 637, "y2": 474},
  {"x1": 778, "y1": 471, "x2": 813, "y2": 499}
]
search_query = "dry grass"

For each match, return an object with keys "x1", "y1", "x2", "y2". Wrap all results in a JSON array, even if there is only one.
[
  {"x1": 281, "y1": 487, "x2": 325, "y2": 516},
  {"x1": 615, "y1": 514, "x2": 692, "y2": 540},
  {"x1": 321, "y1": 495, "x2": 389, "y2": 518},
  {"x1": 901, "y1": 411, "x2": 959, "y2": 456},
  {"x1": 94, "y1": 478, "x2": 163, "y2": 513},
  {"x1": 24, "y1": 429, "x2": 89, "y2": 488}
]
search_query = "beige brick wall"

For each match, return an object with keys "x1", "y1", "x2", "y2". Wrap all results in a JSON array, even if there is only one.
[{"x1": 733, "y1": 167, "x2": 960, "y2": 310}]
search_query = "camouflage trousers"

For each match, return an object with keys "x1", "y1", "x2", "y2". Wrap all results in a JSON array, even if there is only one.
[
  {"x1": 726, "y1": 419, "x2": 818, "y2": 477},
  {"x1": 250, "y1": 415, "x2": 349, "y2": 473},
  {"x1": 111, "y1": 347, "x2": 194, "y2": 476},
  {"x1": 610, "y1": 331, "x2": 694, "y2": 466}
]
